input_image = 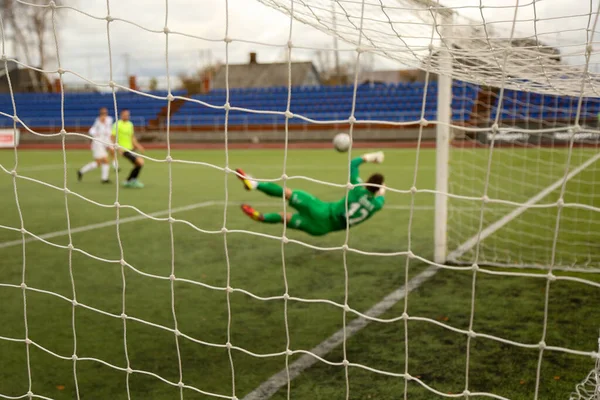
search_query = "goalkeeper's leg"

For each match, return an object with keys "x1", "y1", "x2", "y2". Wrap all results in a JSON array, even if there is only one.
[
  {"x1": 240, "y1": 205, "x2": 329, "y2": 236},
  {"x1": 241, "y1": 204, "x2": 288, "y2": 224},
  {"x1": 236, "y1": 168, "x2": 292, "y2": 199}
]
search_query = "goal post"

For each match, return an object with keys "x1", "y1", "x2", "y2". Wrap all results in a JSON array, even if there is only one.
[{"x1": 433, "y1": 8, "x2": 453, "y2": 264}]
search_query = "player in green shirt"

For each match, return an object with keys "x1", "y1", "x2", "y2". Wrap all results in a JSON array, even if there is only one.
[
  {"x1": 111, "y1": 109, "x2": 145, "y2": 188},
  {"x1": 236, "y1": 151, "x2": 385, "y2": 236}
]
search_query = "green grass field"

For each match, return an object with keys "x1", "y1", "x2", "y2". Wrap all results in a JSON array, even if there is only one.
[{"x1": 0, "y1": 148, "x2": 599, "y2": 400}]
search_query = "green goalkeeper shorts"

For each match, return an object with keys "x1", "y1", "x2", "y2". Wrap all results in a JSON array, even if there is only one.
[{"x1": 287, "y1": 190, "x2": 336, "y2": 236}]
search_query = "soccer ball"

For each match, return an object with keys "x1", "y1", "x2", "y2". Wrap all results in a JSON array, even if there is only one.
[{"x1": 333, "y1": 133, "x2": 351, "y2": 152}]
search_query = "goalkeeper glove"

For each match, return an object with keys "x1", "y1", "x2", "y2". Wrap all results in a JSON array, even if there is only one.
[{"x1": 363, "y1": 151, "x2": 384, "y2": 164}]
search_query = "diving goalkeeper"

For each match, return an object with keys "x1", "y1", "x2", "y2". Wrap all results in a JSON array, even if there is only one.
[{"x1": 236, "y1": 151, "x2": 385, "y2": 236}]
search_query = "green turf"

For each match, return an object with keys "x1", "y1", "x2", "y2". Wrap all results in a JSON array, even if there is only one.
[{"x1": 0, "y1": 148, "x2": 599, "y2": 400}]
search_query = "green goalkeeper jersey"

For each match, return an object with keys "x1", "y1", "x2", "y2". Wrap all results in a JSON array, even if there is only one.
[{"x1": 328, "y1": 157, "x2": 385, "y2": 230}]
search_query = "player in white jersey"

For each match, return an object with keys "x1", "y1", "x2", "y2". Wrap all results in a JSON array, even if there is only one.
[{"x1": 77, "y1": 107, "x2": 114, "y2": 183}]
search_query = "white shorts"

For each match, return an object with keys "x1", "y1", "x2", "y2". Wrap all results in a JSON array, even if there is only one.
[{"x1": 92, "y1": 141, "x2": 109, "y2": 159}]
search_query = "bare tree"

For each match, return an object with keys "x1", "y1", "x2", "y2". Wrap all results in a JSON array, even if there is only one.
[
  {"x1": 178, "y1": 63, "x2": 221, "y2": 94},
  {"x1": 2, "y1": 0, "x2": 72, "y2": 91}
]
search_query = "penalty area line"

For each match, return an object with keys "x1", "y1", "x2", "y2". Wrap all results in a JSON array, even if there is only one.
[
  {"x1": 0, "y1": 200, "x2": 218, "y2": 249},
  {"x1": 242, "y1": 265, "x2": 439, "y2": 400},
  {"x1": 0, "y1": 201, "x2": 432, "y2": 250}
]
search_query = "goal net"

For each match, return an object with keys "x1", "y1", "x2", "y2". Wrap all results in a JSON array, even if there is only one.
[
  {"x1": 263, "y1": 0, "x2": 600, "y2": 271},
  {"x1": 0, "y1": 0, "x2": 599, "y2": 400}
]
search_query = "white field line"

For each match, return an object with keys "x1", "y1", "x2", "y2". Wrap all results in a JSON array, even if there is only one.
[
  {"x1": 242, "y1": 265, "x2": 439, "y2": 400},
  {"x1": 447, "y1": 151, "x2": 600, "y2": 261},
  {"x1": 0, "y1": 163, "x2": 71, "y2": 173},
  {"x1": 0, "y1": 200, "x2": 218, "y2": 249}
]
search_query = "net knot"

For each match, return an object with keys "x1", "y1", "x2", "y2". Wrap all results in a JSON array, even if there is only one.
[
  {"x1": 348, "y1": 116, "x2": 356, "y2": 124},
  {"x1": 163, "y1": 26, "x2": 170, "y2": 34},
  {"x1": 60, "y1": 128, "x2": 67, "y2": 136},
  {"x1": 404, "y1": 373, "x2": 413, "y2": 381},
  {"x1": 109, "y1": 81, "x2": 116, "y2": 88},
  {"x1": 467, "y1": 330, "x2": 477, "y2": 338},
  {"x1": 166, "y1": 94, "x2": 174, "y2": 102},
  {"x1": 169, "y1": 274, "x2": 176, "y2": 281},
  {"x1": 27, "y1": 391, "x2": 33, "y2": 398},
  {"x1": 420, "y1": 118, "x2": 429, "y2": 127},
  {"x1": 168, "y1": 217, "x2": 175, "y2": 224},
  {"x1": 67, "y1": 243, "x2": 74, "y2": 250},
  {"x1": 105, "y1": 15, "x2": 113, "y2": 22},
  {"x1": 281, "y1": 173, "x2": 288, "y2": 180},
  {"x1": 120, "y1": 259, "x2": 126, "y2": 266},
  {"x1": 539, "y1": 341, "x2": 547, "y2": 350},
  {"x1": 463, "y1": 390, "x2": 471, "y2": 397},
  {"x1": 410, "y1": 186, "x2": 417, "y2": 194},
  {"x1": 174, "y1": 329, "x2": 181, "y2": 337},
  {"x1": 556, "y1": 198, "x2": 564, "y2": 208},
  {"x1": 546, "y1": 273, "x2": 556, "y2": 282},
  {"x1": 471, "y1": 263, "x2": 479, "y2": 271},
  {"x1": 71, "y1": 354, "x2": 78, "y2": 361},
  {"x1": 341, "y1": 244, "x2": 349, "y2": 251},
  {"x1": 281, "y1": 236, "x2": 289, "y2": 244},
  {"x1": 177, "y1": 381, "x2": 184, "y2": 388},
  {"x1": 225, "y1": 342, "x2": 232, "y2": 349},
  {"x1": 401, "y1": 312, "x2": 409, "y2": 320},
  {"x1": 126, "y1": 367, "x2": 133, "y2": 374},
  {"x1": 283, "y1": 293, "x2": 290, "y2": 300},
  {"x1": 11, "y1": 169, "x2": 17, "y2": 177},
  {"x1": 121, "y1": 313, "x2": 127, "y2": 320},
  {"x1": 24, "y1": 338, "x2": 32, "y2": 345},
  {"x1": 343, "y1": 304, "x2": 351, "y2": 312},
  {"x1": 342, "y1": 359, "x2": 349, "y2": 367},
  {"x1": 287, "y1": 40, "x2": 293, "y2": 49},
  {"x1": 224, "y1": 36, "x2": 232, "y2": 43},
  {"x1": 72, "y1": 299, "x2": 78, "y2": 307},
  {"x1": 226, "y1": 286, "x2": 233, "y2": 293},
  {"x1": 221, "y1": 227, "x2": 228, "y2": 234},
  {"x1": 286, "y1": 349, "x2": 293, "y2": 356},
  {"x1": 346, "y1": 182, "x2": 354, "y2": 190},
  {"x1": 165, "y1": 155, "x2": 173, "y2": 162},
  {"x1": 481, "y1": 195, "x2": 489, "y2": 204},
  {"x1": 49, "y1": 1, "x2": 56, "y2": 8},
  {"x1": 284, "y1": 111, "x2": 294, "y2": 119},
  {"x1": 223, "y1": 102, "x2": 231, "y2": 111},
  {"x1": 406, "y1": 251, "x2": 414, "y2": 259},
  {"x1": 114, "y1": 201, "x2": 120, "y2": 208},
  {"x1": 57, "y1": 68, "x2": 65, "y2": 75},
  {"x1": 20, "y1": 282, "x2": 27, "y2": 289}
]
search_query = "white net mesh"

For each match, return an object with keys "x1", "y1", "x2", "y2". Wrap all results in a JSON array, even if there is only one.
[{"x1": 0, "y1": 1, "x2": 599, "y2": 400}]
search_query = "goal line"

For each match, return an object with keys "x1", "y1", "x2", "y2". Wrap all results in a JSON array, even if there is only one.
[{"x1": 447, "y1": 151, "x2": 600, "y2": 266}]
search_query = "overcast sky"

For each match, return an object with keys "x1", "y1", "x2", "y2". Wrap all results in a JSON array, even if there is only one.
[{"x1": 9, "y1": 0, "x2": 600, "y2": 89}]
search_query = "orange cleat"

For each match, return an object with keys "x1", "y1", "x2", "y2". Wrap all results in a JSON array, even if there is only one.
[
  {"x1": 241, "y1": 204, "x2": 263, "y2": 221},
  {"x1": 235, "y1": 168, "x2": 257, "y2": 191}
]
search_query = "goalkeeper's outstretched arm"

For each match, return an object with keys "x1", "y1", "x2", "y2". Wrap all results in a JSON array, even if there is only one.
[{"x1": 350, "y1": 151, "x2": 385, "y2": 184}]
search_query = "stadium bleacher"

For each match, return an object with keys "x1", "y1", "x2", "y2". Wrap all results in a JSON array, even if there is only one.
[
  {"x1": 0, "y1": 83, "x2": 598, "y2": 131},
  {"x1": 0, "y1": 90, "x2": 185, "y2": 130},
  {"x1": 491, "y1": 89, "x2": 600, "y2": 122},
  {"x1": 170, "y1": 82, "x2": 480, "y2": 127}
]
